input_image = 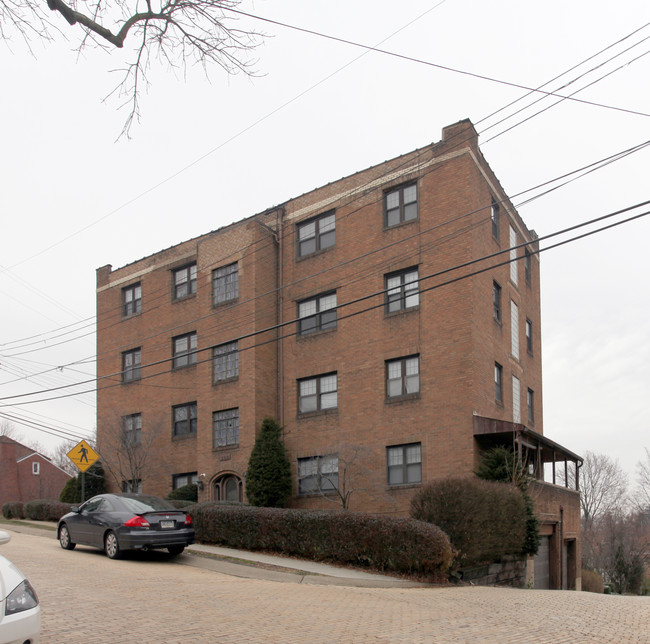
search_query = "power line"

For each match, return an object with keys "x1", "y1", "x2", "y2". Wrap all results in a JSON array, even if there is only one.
[
  {"x1": 1, "y1": 198, "x2": 647, "y2": 407},
  {"x1": 225, "y1": 7, "x2": 650, "y2": 119}
]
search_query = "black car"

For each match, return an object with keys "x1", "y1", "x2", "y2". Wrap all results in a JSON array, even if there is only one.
[{"x1": 57, "y1": 494, "x2": 195, "y2": 559}]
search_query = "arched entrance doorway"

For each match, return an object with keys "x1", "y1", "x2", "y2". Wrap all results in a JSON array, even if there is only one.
[{"x1": 213, "y1": 473, "x2": 243, "y2": 502}]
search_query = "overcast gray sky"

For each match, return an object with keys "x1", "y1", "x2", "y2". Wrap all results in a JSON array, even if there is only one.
[{"x1": 1, "y1": 0, "x2": 648, "y2": 482}]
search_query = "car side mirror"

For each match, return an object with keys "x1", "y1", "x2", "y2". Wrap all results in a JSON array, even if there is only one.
[
  {"x1": 0, "y1": 531, "x2": 11, "y2": 545},
  {"x1": 70, "y1": 506, "x2": 80, "y2": 513}
]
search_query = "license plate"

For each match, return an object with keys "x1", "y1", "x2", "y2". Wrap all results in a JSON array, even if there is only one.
[{"x1": 160, "y1": 520, "x2": 175, "y2": 529}]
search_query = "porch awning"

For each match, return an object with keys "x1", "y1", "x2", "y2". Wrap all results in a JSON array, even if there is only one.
[{"x1": 473, "y1": 415, "x2": 583, "y2": 489}]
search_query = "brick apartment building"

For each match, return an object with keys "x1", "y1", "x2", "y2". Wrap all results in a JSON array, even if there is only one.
[
  {"x1": 96, "y1": 119, "x2": 582, "y2": 589},
  {"x1": 0, "y1": 436, "x2": 71, "y2": 506}
]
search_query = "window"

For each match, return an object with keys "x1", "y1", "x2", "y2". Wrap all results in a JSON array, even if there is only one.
[
  {"x1": 173, "y1": 332, "x2": 197, "y2": 369},
  {"x1": 32, "y1": 462, "x2": 40, "y2": 475},
  {"x1": 173, "y1": 264, "x2": 197, "y2": 300},
  {"x1": 495, "y1": 363, "x2": 503, "y2": 403},
  {"x1": 513, "y1": 376, "x2": 521, "y2": 424},
  {"x1": 213, "y1": 408, "x2": 239, "y2": 448},
  {"x1": 122, "y1": 283, "x2": 141, "y2": 317},
  {"x1": 524, "y1": 249, "x2": 532, "y2": 285},
  {"x1": 173, "y1": 472, "x2": 198, "y2": 489},
  {"x1": 509, "y1": 225, "x2": 518, "y2": 285},
  {"x1": 527, "y1": 388, "x2": 535, "y2": 424},
  {"x1": 173, "y1": 403, "x2": 197, "y2": 437},
  {"x1": 298, "y1": 292, "x2": 337, "y2": 335},
  {"x1": 213, "y1": 263, "x2": 238, "y2": 305},
  {"x1": 511, "y1": 301, "x2": 519, "y2": 359},
  {"x1": 526, "y1": 319, "x2": 533, "y2": 354},
  {"x1": 297, "y1": 455, "x2": 338, "y2": 495},
  {"x1": 297, "y1": 211, "x2": 335, "y2": 257},
  {"x1": 299, "y1": 373, "x2": 338, "y2": 413},
  {"x1": 213, "y1": 341, "x2": 238, "y2": 382},
  {"x1": 493, "y1": 281, "x2": 502, "y2": 323},
  {"x1": 386, "y1": 355, "x2": 420, "y2": 398},
  {"x1": 122, "y1": 348, "x2": 141, "y2": 382},
  {"x1": 122, "y1": 413, "x2": 142, "y2": 446},
  {"x1": 122, "y1": 479, "x2": 142, "y2": 493},
  {"x1": 214, "y1": 474, "x2": 243, "y2": 502},
  {"x1": 491, "y1": 199, "x2": 500, "y2": 239},
  {"x1": 387, "y1": 443, "x2": 421, "y2": 485},
  {"x1": 385, "y1": 183, "x2": 418, "y2": 227},
  {"x1": 385, "y1": 267, "x2": 419, "y2": 313}
]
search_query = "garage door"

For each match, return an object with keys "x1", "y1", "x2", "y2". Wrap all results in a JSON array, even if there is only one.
[{"x1": 534, "y1": 536, "x2": 550, "y2": 589}]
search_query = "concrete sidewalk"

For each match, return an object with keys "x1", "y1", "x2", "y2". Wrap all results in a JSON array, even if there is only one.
[{"x1": 3, "y1": 520, "x2": 424, "y2": 588}]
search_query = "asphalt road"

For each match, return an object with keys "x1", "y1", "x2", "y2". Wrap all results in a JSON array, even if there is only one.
[{"x1": 2, "y1": 527, "x2": 649, "y2": 643}]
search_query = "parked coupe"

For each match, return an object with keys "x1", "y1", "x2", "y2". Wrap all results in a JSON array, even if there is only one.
[
  {"x1": 57, "y1": 494, "x2": 195, "y2": 559},
  {"x1": 0, "y1": 530, "x2": 40, "y2": 644}
]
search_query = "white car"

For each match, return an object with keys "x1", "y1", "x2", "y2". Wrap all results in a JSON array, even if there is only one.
[{"x1": 0, "y1": 531, "x2": 40, "y2": 644}]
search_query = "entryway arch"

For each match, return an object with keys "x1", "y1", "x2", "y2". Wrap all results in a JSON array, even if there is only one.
[{"x1": 212, "y1": 472, "x2": 243, "y2": 502}]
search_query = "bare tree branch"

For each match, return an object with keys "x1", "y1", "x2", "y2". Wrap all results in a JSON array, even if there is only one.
[
  {"x1": 579, "y1": 451, "x2": 629, "y2": 528},
  {"x1": 634, "y1": 447, "x2": 650, "y2": 512},
  {"x1": 2, "y1": 0, "x2": 261, "y2": 136}
]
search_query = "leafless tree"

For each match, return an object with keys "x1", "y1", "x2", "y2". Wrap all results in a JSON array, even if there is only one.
[
  {"x1": 49, "y1": 439, "x2": 83, "y2": 476},
  {"x1": 578, "y1": 451, "x2": 629, "y2": 529},
  {"x1": 0, "y1": 418, "x2": 23, "y2": 440},
  {"x1": 634, "y1": 447, "x2": 650, "y2": 512},
  {"x1": 313, "y1": 445, "x2": 374, "y2": 511},
  {"x1": 97, "y1": 413, "x2": 160, "y2": 492},
  {"x1": 2, "y1": 0, "x2": 260, "y2": 136}
]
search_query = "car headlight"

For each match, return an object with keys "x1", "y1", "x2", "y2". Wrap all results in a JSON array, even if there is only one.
[{"x1": 5, "y1": 580, "x2": 39, "y2": 615}]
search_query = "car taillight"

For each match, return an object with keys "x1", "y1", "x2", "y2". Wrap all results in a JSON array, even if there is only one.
[
  {"x1": 123, "y1": 515, "x2": 150, "y2": 528},
  {"x1": 184, "y1": 514, "x2": 192, "y2": 526}
]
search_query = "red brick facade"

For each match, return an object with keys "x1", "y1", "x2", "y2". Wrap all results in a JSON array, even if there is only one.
[
  {"x1": 0, "y1": 436, "x2": 71, "y2": 506},
  {"x1": 96, "y1": 120, "x2": 581, "y2": 588}
]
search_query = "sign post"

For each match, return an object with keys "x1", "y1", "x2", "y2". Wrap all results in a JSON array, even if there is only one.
[{"x1": 67, "y1": 440, "x2": 100, "y2": 502}]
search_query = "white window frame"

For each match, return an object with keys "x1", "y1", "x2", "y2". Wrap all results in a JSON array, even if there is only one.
[{"x1": 213, "y1": 341, "x2": 238, "y2": 382}]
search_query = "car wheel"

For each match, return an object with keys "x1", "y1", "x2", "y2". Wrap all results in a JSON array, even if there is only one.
[
  {"x1": 59, "y1": 524, "x2": 76, "y2": 550},
  {"x1": 104, "y1": 531, "x2": 122, "y2": 559},
  {"x1": 167, "y1": 545, "x2": 185, "y2": 556}
]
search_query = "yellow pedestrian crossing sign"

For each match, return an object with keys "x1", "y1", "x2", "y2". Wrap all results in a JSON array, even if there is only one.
[{"x1": 67, "y1": 440, "x2": 100, "y2": 473}]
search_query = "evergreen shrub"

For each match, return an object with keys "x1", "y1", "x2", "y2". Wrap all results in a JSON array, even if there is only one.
[
  {"x1": 245, "y1": 418, "x2": 292, "y2": 508},
  {"x1": 189, "y1": 503, "x2": 454, "y2": 578},
  {"x1": 167, "y1": 483, "x2": 198, "y2": 502}
]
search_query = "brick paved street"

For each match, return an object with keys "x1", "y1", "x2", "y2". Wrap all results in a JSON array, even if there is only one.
[{"x1": 2, "y1": 529, "x2": 649, "y2": 643}]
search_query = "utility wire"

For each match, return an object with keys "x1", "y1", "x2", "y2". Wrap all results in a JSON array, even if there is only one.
[
  {"x1": 1, "y1": 198, "x2": 648, "y2": 406},
  {"x1": 226, "y1": 7, "x2": 650, "y2": 119}
]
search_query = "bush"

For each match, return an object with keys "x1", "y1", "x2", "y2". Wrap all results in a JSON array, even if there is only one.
[
  {"x1": 410, "y1": 477, "x2": 527, "y2": 568},
  {"x1": 24, "y1": 500, "x2": 73, "y2": 521},
  {"x1": 245, "y1": 418, "x2": 292, "y2": 508},
  {"x1": 2, "y1": 502, "x2": 25, "y2": 520},
  {"x1": 166, "y1": 499, "x2": 197, "y2": 509},
  {"x1": 582, "y1": 568, "x2": 604, "y2": 593},
  {"x1": 189, "y1": 503, "x2": 454, "y2": 579},
  {"x1": 167, "y1": 484, "x2": 198, "y2": 502},
  {"x1": 59, "y1": 462, "x2": 107, "y2": 503}
]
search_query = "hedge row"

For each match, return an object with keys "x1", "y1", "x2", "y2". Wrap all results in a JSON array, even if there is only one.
[
  {"x1": 2, "y1": 502, "x2": 25, "y2": 520},
  {"x1": 189, "y1": 503, "x2": 454, "y2": 578},
  {"x1": 2, "y1": 500, "x2": 72, "y2": 522},
  {"x1": 410, "y1": 477, "x2": 527, "y2": 568}
]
